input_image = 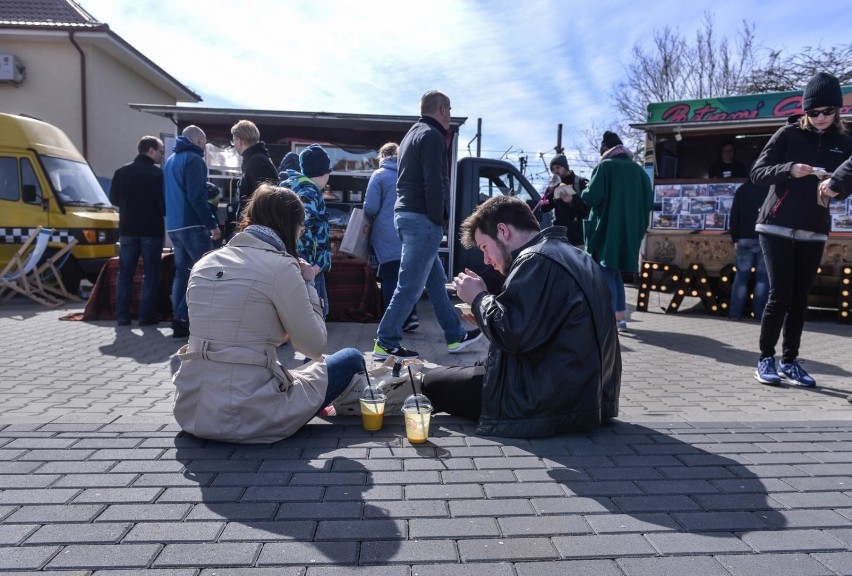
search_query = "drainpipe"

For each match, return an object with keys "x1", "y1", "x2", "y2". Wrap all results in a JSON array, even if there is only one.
[{"x1": 68, "y1": 31, "x2": 88, "y2": 158}]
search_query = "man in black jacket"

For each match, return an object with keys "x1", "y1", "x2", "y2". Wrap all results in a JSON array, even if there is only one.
[
  {"x1": 231, "y1": 120, "x2": 278, "y2": 218},
  {"x1": 540, "y1": 154, "x2": 590, "y2": 247},
  {"x1": 423, "y1": 195, "x2": 622, "y2": 437},
  {"x1": 109, "y1": 135, "x2": 165, "y2": 326}
]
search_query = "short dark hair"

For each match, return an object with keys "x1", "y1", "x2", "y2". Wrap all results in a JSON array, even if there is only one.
[
  {"x1": 459, "y1": 195, "x2": 540, "y2": 249},
  {"x1": 238, "y1": 184, "x2": 305, "y2": 256},
  {"x1": 138, "y1": 136, "x2": 162, "y2": 154}
]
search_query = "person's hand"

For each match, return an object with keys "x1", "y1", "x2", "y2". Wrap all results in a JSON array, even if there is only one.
[
  {"x1": 210, "y1": 227, "x2": 222, "y2": 241},
  {"x1": 554, "y1": 184, "x2": 574, "y2": 201},
  {"x1": 299, "y1": 259, "x2": 316, "y2": 281},
  {"x1": 453, "y1": 268, "x2": 487, "y2": 304},
  {"x1": 819, "y1": 179, "x2": 840, "y2": 198},
  {"x1": 791, "y1": 163, "x2": 813, "y2": 178}
]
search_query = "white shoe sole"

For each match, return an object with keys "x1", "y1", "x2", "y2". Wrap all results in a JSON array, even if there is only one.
[{"x1": 448, "y1": 332, "x2": 483, "y2": 353}]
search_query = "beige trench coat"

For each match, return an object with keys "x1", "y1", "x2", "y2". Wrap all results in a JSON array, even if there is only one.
[{"x1": 172, "y1": 232, "x2": 329, "y2": 443}]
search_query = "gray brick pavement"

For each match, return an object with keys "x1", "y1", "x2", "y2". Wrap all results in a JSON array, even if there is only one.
[{"x1": 2, "y1": 289, "x2": 852, "y2": 572}]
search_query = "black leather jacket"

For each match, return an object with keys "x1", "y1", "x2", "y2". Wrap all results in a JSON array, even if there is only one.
[{"x1": 471, "y1": 226, "x2": 621, "y2": 437}]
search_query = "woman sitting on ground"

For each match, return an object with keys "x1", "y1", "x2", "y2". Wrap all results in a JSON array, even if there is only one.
[{"x1": 172, "y1": 183, "x2": 364, "y2": 443}]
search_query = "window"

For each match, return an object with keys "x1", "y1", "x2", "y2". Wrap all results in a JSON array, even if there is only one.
[
  {"x1": 41, "y1": 156, "x2": 111, "y2": 207},
  {"x1": 21, "y1": 158, "x2": 42, "y2": 204},
  {"x1": 476, "y1": 165, "x2": 534, "y2": 205},
  {"x1": 0, "y1": 157, "x2": 19, "y2": 201}
]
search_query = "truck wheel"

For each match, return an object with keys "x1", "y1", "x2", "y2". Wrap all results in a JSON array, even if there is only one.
[{"x1": 55, "y1": 255, "x2": 83, "y2": 295}]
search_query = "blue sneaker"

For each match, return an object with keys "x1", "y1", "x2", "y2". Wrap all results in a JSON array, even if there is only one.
[
  {"x1": 754, "y1": 356, "x2": 781, "y2": 386},
  {"x1": 779, "y1": 359, "x2": 817, "y2": 388}
]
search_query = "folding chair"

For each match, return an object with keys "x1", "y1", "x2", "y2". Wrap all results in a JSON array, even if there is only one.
[
  {"x1": 0, "y1": 227, "x2": 62, "y2": 307},
  {"x1": 27, "y1": 237, "x2": 81, "y2": 302}
]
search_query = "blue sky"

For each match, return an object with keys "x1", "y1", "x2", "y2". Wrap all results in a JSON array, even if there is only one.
[{"x1": 82, "y1": 0, "x2": 848, "y2": 180}]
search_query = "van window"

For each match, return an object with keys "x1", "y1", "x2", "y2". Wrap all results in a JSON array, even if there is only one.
[
  {"x1": 21, "y1": 158, "x2": 42, "y2": 205},
  {"x1": 41, "y1": 156, "x2": 111, "y2": 207},
  {"x1": 477, "y1": 165, "x2": 534, "y2": 205},
  {"x1": 0, "y1": 157, "x2": 19, "y2": 201}
]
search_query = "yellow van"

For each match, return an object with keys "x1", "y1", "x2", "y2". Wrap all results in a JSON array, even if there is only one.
[{"x1": 0, "y1": 113, "x2": 118, "y2": 292}]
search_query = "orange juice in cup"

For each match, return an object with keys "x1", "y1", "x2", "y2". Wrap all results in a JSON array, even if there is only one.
[
  {"x1": 359, "y1": 388, "x2": 387, "y2": 431},
  {"x1": 402, "y1": 394, "x2": 433, "y2": 443}
]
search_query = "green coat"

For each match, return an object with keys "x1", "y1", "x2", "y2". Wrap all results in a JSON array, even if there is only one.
[{"x1": 581, "y1": 154, "x2": 653, "y2": 273}]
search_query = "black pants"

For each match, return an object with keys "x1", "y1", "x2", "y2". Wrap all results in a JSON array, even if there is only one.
[
  {"x1": 758, "y1": 233, "x2": 824, "y2": 362},
  {"x1": 421, "y1": 365, "x2": 485, "y2": 420}
]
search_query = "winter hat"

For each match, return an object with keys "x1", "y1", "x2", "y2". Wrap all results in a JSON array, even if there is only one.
[
  {"x1": 299, "y1": 144, "x2": 332, "y2": 178},
  {"x1": 600, "y1": 131, "x2": 623, "y2": 153},
  {"x1": 802, "y1": 72, "x2": 842, "y2": 111},
  {"x1": 278, "y1": 151, "x2": 300, "y2": 173},
  {"x1": 550, "y1": 154, "x2": 570, "y2": 171}
]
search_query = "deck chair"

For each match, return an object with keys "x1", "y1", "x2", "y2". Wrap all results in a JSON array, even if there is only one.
[
  {"x1": 0, "y1": 227, "x2": 62, "y2": 307},
  {"x1": 27, "y1": 237, "x2": 81, "y2": 302}
]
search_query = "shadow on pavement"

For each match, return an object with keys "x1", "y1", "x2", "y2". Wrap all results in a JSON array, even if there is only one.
[
  {"x1": 98, "y1": 325, "x2": 177, "y2": 363},
  {"x1": 174, "y1": 429, "x2": 402, "y2": 566}
]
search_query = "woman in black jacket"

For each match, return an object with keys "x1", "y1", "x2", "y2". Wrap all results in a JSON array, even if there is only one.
[{"x1": 751, "y1": 72, "x2": 852, "y2": 388}]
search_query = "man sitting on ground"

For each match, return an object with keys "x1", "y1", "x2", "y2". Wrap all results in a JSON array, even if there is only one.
[{"x1": 422, "y1": 195, "x2": 622, "y2": 437}]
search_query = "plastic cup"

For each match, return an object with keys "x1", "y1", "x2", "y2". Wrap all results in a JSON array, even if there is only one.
[
  {"x1": 359, "y1": 389, "x2": 387, "y2": 431},
  {"x1": 403, "y1": 407, "x2": 431, "y2": 443},
  {"x1": 402, "y1": 394, "x2": 433, "y2": 443}
]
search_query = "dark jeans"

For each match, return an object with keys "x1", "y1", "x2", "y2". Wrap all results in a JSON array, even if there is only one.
[
  {"x1": 377, "y1": 260, "x2": 417, "y2": 321},
  {"x1": 168, "y1": 227, "x2": 213, "y2": 325},
  {"x1": 758, "y1": 233, "x2": 824, "y2": 362},
  {"x1": 322, "y1": 348, "x2": 366, "y2": 406},
  {"x1": 422, "y1": 365, "x2": 486, "y2": 420},
  {"x1": 314, "y1": 271, "x2": 329, "y2": 319},
  {"x1": 116, "y1": 236, "x2": 163, "y2": 323}
]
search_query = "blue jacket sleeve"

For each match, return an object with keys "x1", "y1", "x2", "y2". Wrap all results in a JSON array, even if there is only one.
[
  {"x1": 185, "y1": 156, "x2": 218, "y2": 229},
  {"x1": 363, "y1": 170, "x2": 382, "y2": 219}
]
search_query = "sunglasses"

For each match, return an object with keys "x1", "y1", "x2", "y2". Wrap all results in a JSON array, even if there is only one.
[{"x1": 805, "y1": 107, "x2": 837, "y2": 118}]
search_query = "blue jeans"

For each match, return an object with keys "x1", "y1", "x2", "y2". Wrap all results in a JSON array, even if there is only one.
[
  {"x1": 314, "y1": 271, "x2": 329, "y2": 319},
  {"x1": 377, "y1": 212, "x2": 464, "y2": 348},
  {"x1": 168, "y1": 227, "x2": 213, "y2": 324},
  {"x1": 378, "y1": 259, "x2": 417, "y2": 322},
  {"x1": 730, "y1": 238, "x2": 769, "y2": 320},
  {"x1": 600, "y1": 266, "x2": 625, "y2": 315},
  {"x1": 116, "y1": 236, "x2": 163, "y2": 323},
  {"x1": 322, "y1": 347, "x2": 366, "y2": 405}
]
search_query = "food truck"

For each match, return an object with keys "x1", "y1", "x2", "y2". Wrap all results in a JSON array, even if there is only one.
[{"x1": 631, "y1": 86, "x2": 852, "y2": 320}]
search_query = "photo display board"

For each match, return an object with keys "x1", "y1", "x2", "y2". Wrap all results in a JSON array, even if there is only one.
[{"x1": 651, "y1": 183, "x2": 852, "y2": 232}]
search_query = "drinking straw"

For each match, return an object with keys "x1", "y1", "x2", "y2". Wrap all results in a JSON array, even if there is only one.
[
  {"x1": 362, "y1": 358, "x2": 376, "y2": 400},
  {"x1": 406, "y1": 366, "x2": 419, "y2": 409}
]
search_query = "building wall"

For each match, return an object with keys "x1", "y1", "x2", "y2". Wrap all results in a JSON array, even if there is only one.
[{"x1": 0, "y1": 32, "x2": 181, "y2": 181}]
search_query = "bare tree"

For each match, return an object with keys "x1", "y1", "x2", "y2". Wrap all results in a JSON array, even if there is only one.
[{"x1": 747, "y1": 45, "x2": 852, "y2": 92}]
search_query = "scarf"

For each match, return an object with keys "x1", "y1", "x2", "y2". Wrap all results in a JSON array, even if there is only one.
[
  {"x1": 601, "y1": 144, "x2": 631, "y2": 160},
  {"x1": 244, "y1": 224, "x2": 285, "y2": 252}
]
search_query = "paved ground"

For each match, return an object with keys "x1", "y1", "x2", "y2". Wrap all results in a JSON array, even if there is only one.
[{"x1": 2, "y1": 287, "x2": 852, "y2": 574}]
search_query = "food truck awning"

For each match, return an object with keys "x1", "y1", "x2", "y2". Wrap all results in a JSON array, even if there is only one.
[
  {"x1": 129, "y1": 104, "x2": 467, "y2": 149},
  {"x1": 631, "y1": 86, "x2": 852, "y2": 134}
]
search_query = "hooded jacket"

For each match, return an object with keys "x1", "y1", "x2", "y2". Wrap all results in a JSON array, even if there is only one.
[
  {"x1": 238, "y1": 141, "x2": 278, "y2": 204},
  {"x1": 172, "y1": 232, "x2": 328, "y2": 443},
  {"x1": 164, "y1": 136, "x2": 219, "y2": 232},
  {"x1": 363, "y1": 156, "x2": 400, "y2": 264},
  {"x1": 282, "y1": 171, "x2": 332, "y2": 272},
  {"x1": 471, "y1": 227, "x2": 621, "y2": 437},
  {"x1": 752, "y1": 122, "x2": 852, "y2": 235}
]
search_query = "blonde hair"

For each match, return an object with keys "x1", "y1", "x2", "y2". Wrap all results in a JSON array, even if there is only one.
[
  {"x1": 230, "y1": 120, "x2": 261, "y2": 145},
  {"x1": 378, "y1": 142, "x2": 398, "y2": 159}
]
